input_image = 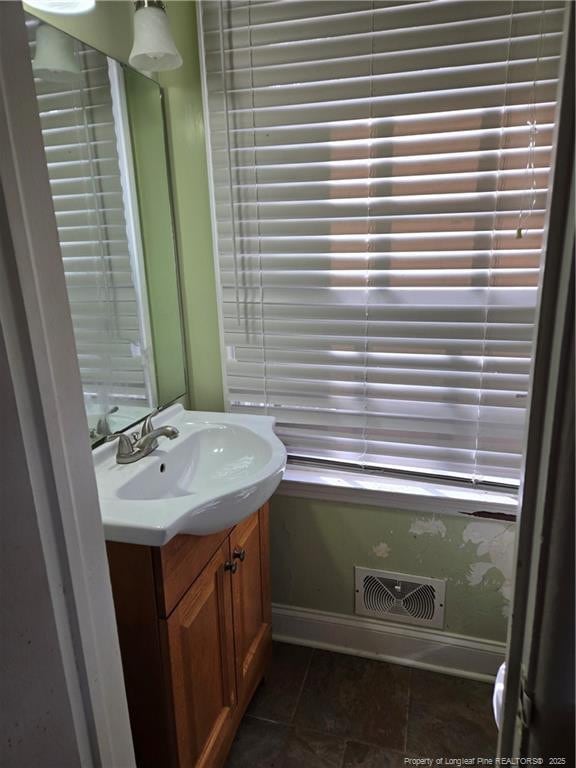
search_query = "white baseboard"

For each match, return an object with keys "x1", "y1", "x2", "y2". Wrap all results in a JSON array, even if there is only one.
[{"x1": 272, "y1": 604, "x2": 506, "y2": 682}]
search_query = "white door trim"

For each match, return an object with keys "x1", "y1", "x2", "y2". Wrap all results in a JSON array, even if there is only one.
[{"x1": 0, "y1": 4, "x2": 135, "y2": 766}]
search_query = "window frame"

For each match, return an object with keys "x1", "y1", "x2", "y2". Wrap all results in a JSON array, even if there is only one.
[{"x1": 197, "y1": 0, "x2": 567, "y2": 513}]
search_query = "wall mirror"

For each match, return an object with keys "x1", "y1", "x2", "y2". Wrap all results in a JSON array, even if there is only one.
[{"x1": 25, "y1": 12, "x2": 187, "y2": 445}]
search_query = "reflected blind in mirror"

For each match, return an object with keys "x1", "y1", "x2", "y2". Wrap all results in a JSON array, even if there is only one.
[
  {"x1": 200, "y1": 0, "x2": 567, "y2": 486},
  {"x1": 27, "y1": 20, "x2": 152, "y2": 409}
]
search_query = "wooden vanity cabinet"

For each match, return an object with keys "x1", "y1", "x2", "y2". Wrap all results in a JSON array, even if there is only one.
[
  {"x1": 167, "y1": 541, "x2": 237, "y2": 768},
  {"x1": 106, "y1": 504, "x2": 272, "y2": 768},
  {"x1": 229, "y1": 507, "x2": 271, "y2": 696}
]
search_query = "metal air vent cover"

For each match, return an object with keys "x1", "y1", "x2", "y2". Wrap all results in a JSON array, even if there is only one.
[{"x1": 355, "y1": 567, "x2": 446, "y2": 629}]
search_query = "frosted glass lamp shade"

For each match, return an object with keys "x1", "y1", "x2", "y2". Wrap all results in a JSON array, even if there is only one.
[
  {"x1": 32, "y1": 24, "x2": 81, "y2": 83},
  {"x1": 129, "y1": 5, "x2": 182, "y2": 72},
  {"x1": 25, "y1": 0, "x2": 95, "y2": 14}
]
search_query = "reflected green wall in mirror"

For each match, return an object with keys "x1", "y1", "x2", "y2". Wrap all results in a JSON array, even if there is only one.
[
  {"x1": 123, "y1": 68, "x2": 186, "y2": 406},
  {"x1": 24, "y1": 0, "x2": 134, "y2": 63}
]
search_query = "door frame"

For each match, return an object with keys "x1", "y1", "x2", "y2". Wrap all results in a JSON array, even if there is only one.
[
  {"x1": 499, "y1": 6, "x2": 575, "y2": 758},
  {"x1": 0, "y1": 3, "x2": 135, "y2": 765}
]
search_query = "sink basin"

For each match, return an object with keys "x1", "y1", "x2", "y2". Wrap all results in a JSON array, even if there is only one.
[{"x1": 94, "y1": 405, "x2": 286, "y2": 545}]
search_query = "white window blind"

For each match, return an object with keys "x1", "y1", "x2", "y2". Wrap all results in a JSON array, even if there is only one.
[
  {"x1": 28, "y1": 21, "x2": 152, "y2": 409},
  {"x1": 200, "y1": 0, "x2": 567, "y2": 486}
]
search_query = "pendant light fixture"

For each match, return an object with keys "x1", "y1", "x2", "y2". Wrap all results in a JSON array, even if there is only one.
[
  {"x1": 25, "y1": 0, "x2": 96, "y2": 14},
  {"x1": 129, "y1": 0, "x2": 182, "y2": 72}
]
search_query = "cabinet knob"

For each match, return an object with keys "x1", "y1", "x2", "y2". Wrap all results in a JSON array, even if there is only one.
[
  {"x1": 224, "y1": 561, "x2": 238, "y2": 574},
  {"x1": 232, "y1": 547, "x2": 246, "y2": 562}
]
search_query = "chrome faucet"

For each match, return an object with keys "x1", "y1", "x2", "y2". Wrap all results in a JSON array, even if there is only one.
[
  {"x1": 135, "y1": 425, "x2": 179, "y2": 457},
  {"x1": 107, "y1": 413, "x2": 179, "y2": 464}
]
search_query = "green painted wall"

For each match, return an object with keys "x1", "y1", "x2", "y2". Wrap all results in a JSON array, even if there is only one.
[
  {"x1": 271, "y1": 497, "x2": 514, "y2": 642},
  {"x1": 159, "y1": 1, "x2": 224, "y2": 413},
  {"x1": 25, "y1": 0, "x2": 512, "y2": 645}
]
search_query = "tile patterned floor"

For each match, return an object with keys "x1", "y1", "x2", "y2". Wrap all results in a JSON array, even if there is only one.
[{"x1": 225, "y1": 642, "x2": 497, "y2": 768}]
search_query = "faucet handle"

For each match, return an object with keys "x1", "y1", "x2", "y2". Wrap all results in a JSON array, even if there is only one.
[
  {"x1": 106, "y1": 432, "x2": 135, "y2": 461},
  {"x1": 140, "y1": 408, "x2": 160, "y2": 437}
]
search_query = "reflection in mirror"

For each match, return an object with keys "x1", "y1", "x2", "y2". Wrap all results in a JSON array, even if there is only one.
[{"x1": 25, "y1": 14, "x2": 187, "y2": 446}]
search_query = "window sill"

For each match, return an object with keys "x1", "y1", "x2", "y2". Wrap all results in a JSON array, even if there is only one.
[{"x1": 278, "y1": 464, "x2": 518, "y2": 519}]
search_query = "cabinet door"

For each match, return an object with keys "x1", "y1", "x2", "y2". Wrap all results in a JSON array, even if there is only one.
[
  {"x1": 229, "y1": 505, "x2": 272, "y2": 700},
  {"x1": 166, "y1": 541, "x2": 236, "y2": 768}
]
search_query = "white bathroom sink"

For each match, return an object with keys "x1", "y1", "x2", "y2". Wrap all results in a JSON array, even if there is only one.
[{"x1": 93, "y1": 404, "x2": 286, "y2": 545}]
